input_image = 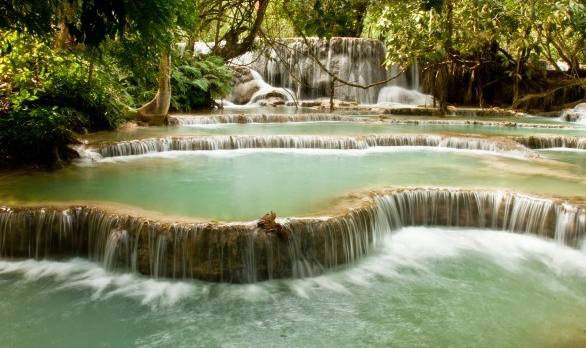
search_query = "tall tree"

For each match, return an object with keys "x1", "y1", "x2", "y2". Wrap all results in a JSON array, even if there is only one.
[
  {"x1": 287, "y1": 0, "x2": 371, "y2": 38},
  {"x1": 375, "y1": 0, "x2": 585, "y2": 110},
  {"x1": 1, "y1": 0, "x2": 198, "y2": 121},
  {"x1": 195, "y1": 0, "x2": 270, "y2": 60}
]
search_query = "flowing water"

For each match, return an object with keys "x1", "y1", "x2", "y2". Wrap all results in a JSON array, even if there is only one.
[
  {"x1": 0, "y1": 227, "x2": 585, "y2": 347},
  {"x1": 2, "y1": 103, "x2": 586, "y2": 346},
  {"x1": 2, "y1": 149, "x2": 585, "y2": 221},
  {"x1": 85, "y1": 119, "x2": 586, "y2": 143}
]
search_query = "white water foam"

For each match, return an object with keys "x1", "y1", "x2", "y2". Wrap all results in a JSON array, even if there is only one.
[
  {"x1": 247, "y1": 69, "x2": 295, "y2": 105},
  {"x1": 280, "y1": 227, "x2": 586, "y2": 298},
  {"x1": 560, "y1": 104, "x2": 586, "y2": 124},
  {"x1": 377, "y1": 86, "x2": 434, "y2": 106},
  {"x1": 78, "y1": 146, "x2": 530, "y2": 165},
  {"x1": 538, "y1": 148, "x2": 586, "y2": 152},
  {"x1": 1, "y1": 228, "x2": 584, "y2": 304},
  {"x1": 0, "y1": 259, "x2": 196, "y2": 307}
]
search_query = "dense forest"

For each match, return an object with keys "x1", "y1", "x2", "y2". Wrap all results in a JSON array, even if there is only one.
[{"x1": 1, "y1": 0, "x2": 584, "y2": 167}]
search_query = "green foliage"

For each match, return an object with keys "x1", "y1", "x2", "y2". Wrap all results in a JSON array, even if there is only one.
[
  {"x1": 374, "y1": 0, "x2": 585, "y2": 107},
  {"x1": 170, "y1": 55, "x2": 232, "y2": 111},
  {"x1": 376, "y1": 0, "x2": 585, "y2": 72},
  {"x1": 0, "y1": 0, "x2": 55, "y2": 34},
  {"x1": 94, "y1": 38, "x2": 160, "y2": 107},
  {"x1": 0, "y1": 0, "x2": 198, "y2": 51},
  {"x1": 286, "y1": 0, "x2": 371, "y2": 38},
  {"x1": 0, "y1": 106, "x2": 79, "y2": 167},
  {"x1": 0, "y1": 31, "x2": 129, "y2": 167},
  {"x1": 0, "y1": 31, "x2": 127, "y2": 128}
]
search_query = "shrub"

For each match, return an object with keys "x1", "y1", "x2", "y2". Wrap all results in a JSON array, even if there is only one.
[
  {"x1": 170, "y1": 54, "x2": 232, "y2": 111},
  {"x1": 0, "y1": 31, "x2": 128, "y2": 167},
  {"x1": 0, "y1": 106, "x2": 80, "y2": 167}
]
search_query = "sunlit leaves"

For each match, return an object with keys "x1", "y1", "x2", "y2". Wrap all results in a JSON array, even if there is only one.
[{"x1": 376, "y1": 0, "x2": 585, "y2": 74}]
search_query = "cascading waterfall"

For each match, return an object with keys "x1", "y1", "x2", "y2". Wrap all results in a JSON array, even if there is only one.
[
  {"x1": 515, "y1": 135, "x2": 586, "y2": 150},
  {"x1": 376, "y1": 60, "x2": 435, "y2": 106},
  {"x1": 559, "y1": 103, "x2": 586, "y2": 124},
  {"x1": 251, "y1": 37, "x2": 389, "y2": 104},
  {"x1": 169, "y1": 113, "x2": 352, "y2": 125},
  {"x1": 384, "y1": 118, "x2": 568, "y2": 129},
  {"x1": 87, "y1": 134, "x2": 531, "y2": 158},
  {"x1": 243, "y1": 37, "x2": 434, "y2": 105},
  {"x1": 1, "y1": 189, "x2": 584, "y2": 283},
  {"x1": 376, "y1": 86, "x2": 434, "y2": 106},
  {"x1": 168, "y1": 114, "x2": 572, "y2": 130},
  {"x1": 246, "y1": 69, "x2": 294, "y2": 105}
]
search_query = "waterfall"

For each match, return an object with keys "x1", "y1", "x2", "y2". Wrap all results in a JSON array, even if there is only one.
[
  {"x1": 226, "y1": 65, "x2": 295, "y2": 105},
  {"x1": 246, "y1": 69, "x2": 294, "y2": 105},
  {"x1": 169, "y1": 113, "x2": 351, "y2": 125},
  {"x1": 250, "y1": 37, "x2": 388, "y2": 104},
  {"x1": 376, "y1": 61, "x2": 434, "y2": 106},
  {"x1": 515, "y1": 135, "x2": 586, "y2": 150},
  {"x1": 560, "y1": 103, "x2": 586, "y2": 124},
  {"x1": 87, "y1": 134, "x2": 532, "y2": 158},
  {"x1": 168, "y1": 114, "x2": 570, "y2": 129},
  {"x1": 241, "y1": 37, "x2": 435, "y2": 105},
  {"x1": 384, "y1": 118, "x2": 568, "y2": 129},
  {"x1": 1, "y1": 189, "x2": 584, "y2": 283},
  {"x1": 376, "y1": 86, "x2": 434, "y2": 106}
]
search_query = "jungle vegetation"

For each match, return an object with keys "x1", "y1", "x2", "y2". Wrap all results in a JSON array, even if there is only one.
[{"x1": 0, "y1": 0, "x2": 584, "y2": 167}]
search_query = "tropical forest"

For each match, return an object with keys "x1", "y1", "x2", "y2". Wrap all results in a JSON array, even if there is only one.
[{"x1": 0, "y1": 0, "x2": 585, "y2": 346}]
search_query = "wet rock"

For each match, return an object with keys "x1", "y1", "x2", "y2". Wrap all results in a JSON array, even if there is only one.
[
  {"x1": 560, "y1": 104, "x2": 586, "y2": 122},
  {"x1": 231, "y1": 66, "x2": 255, "y2": 84},
  {"x1": 382, "y1": 107, "x2": 438, "y2": 116},
  {"x1": 250, "y1": 91, "x2": 288, "y2": 105},
  {"x1": 230, "y1": 80, "x2": 261, "y2": 105},
  {"x1": 257, "y1": 211, "x2": 288, "y2": 240},
  {"x1": 258, "y1": 97, "x2": 286, "y2": 107},
  {"x1": 300, "y1": 100, "x2": 323, "y2": 107}
]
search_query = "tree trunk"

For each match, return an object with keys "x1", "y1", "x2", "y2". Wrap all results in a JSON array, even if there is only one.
[
  {"x1": 438, "y1": 66, "x2": 449, "y2": 114},
  {"x1": 54, "y1": 20, "x2": 71, "y2": 49},
  {"x1": 439, "y1": 0, "x2": 453, "y2": 115},
  {"x1": 513, "y1": 51, "x2": 522, "y2": 105},
  {"x1": 137, "y1": 54, "x2": 171, "y2": 125},
  {"x1": 329, "y1": 76, "x2": 335, "y2": 112}
]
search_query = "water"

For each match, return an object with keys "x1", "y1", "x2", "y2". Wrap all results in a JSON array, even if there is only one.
[
  {"x1": 246, "y1": 69, "x2": 294, "y2": 104},
  {"x1": 89, "y1": 134, "x2": 531, "y2": 158},
  {"x1": 2, "y1": 106, "x2": 586, "y2": 343},
  {"x1": 560, "y1": 103, "x2": 586, "y2": 124},
  {"x1": 253, "y1": 37, "x2": 388, "y2": 104},
  {"x1": 2, "y1": 149, "x2": 585, "y2": 221},
  {"x1": 0, "y1": 227, "x2": 584, "y2": 347},
  {"x1": 377, "y1": 86, "x2": 434, "y2": 106},
  {"x1": 538, "y1": 149, "x2": 586, "y2": 172},
  {"x1": 85, "y1": 120, "x2": 586, "y2": 144}
]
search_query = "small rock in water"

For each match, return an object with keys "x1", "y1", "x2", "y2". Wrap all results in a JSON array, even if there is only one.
[
  {"x1": 257, "y1": 211, "x2": 288, "y2": 240},
  {"x1": 235, "y1": 114, "x2": 248, "y2": 124}
]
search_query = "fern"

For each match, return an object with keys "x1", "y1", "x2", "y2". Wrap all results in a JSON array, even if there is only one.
[{"x1": 170, "y1": 54, "x2": 232, "y2": 111}]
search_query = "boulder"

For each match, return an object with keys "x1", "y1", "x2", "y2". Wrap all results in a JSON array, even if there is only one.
[
  {"x1": 257, "y1": 211, "x2": 288, "y2": 240},
  {"x1": 230, "y1": 80, "x2": 261, "y2": 105}
]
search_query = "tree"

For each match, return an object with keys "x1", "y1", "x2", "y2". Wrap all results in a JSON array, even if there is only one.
[
  {"x1": 1, "y1": 0, "x2": 198, "y2": 121},
  {"x1": 286, "y1": 0, "x2": 372, "y2": 38},
  {"x1": 375, "y1": 0, "x2": 585, "y2": 111},
  {"x1": 195, "y1": 0, "x2": 271, "y2": 60}
]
